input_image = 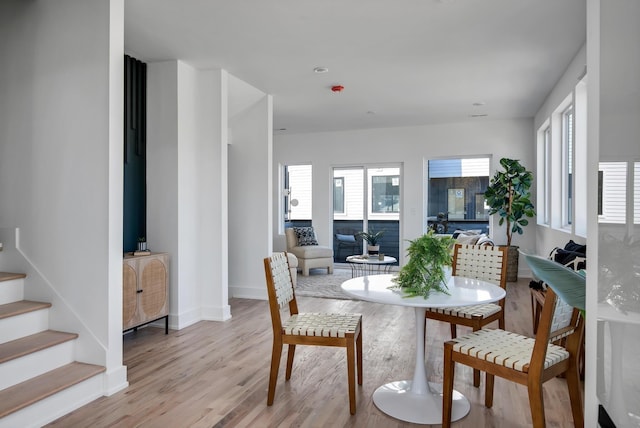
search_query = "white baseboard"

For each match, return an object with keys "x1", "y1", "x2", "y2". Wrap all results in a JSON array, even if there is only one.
[{"x1": 230, "y1": 285, "x2": 267, "y2": 300}]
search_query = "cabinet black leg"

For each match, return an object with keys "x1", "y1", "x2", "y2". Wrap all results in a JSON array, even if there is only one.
[{"x1": 165, "y1": 316, "x2": 169, "y2": 334}]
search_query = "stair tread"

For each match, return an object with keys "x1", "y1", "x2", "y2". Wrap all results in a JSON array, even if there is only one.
[
  {"x1": 0, "y1": 300, "x2": 52, "y2": 320},
  {"x1": 0, "y1": 330, "x2": 79, "y2": 364},
  {"x1": 0, "y1": 272, "x2": 26, "y2": 282},
  {"x1": 0, "y1": 362, "x2": 105, "y2": 418}
]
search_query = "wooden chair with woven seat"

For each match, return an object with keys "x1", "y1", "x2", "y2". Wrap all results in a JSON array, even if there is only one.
[
  {"x1": 442, "y1": 285, "x2": 584, "y2": 428},
  {"x1": 425, "y1": 243, "x2": 508, "y2": 386},
  {"x1": 263, "y1": 252, "x2": 363, "y2": 414}
]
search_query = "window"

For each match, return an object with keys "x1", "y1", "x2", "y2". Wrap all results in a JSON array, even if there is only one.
[
  {"x1": 371, "y1": 175, "x2": 400, "y2": 213},
  {"x1": 562, "y1": 104, "x2": 574, "y2": 227},
  {"x1": 543, "y1": 126, "x2": 552, "y2": 225},
  {"x1": 427, "y1": 157, "x2": 490, "y2": 233},
  {"x1": 598, "y1": 162, "x2": 627, "y2": 224},
  {"x1": 333, "y1": 177, "x2": 345, "y2": 214},
  {"x1": 536, "y1": 123, "x2": 551, "y2": 226},
  {"x1": 284, "y1": 164, "x2": 312, "y2": 222}
]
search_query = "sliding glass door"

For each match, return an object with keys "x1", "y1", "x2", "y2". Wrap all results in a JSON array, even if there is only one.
[{"x1": 333, "y1": 165, "x2": 401, "y2": 263}]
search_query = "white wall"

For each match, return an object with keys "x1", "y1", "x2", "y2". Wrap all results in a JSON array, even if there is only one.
[
  {"x1": 146, "y1": 61, "x2": 182, "y2": 324},
  {"x1": 228, "y1": 80, "x2": 273, "y2": 299},
  {"x1": 273, "y1": 119, "x2": 536, "y2": 276},
  {"x1": 0, "y1": 0, "x2": 127, "y2": 393},
  {"x1": 147, "y1": 62, "x2": 232, "y2": 326},
  {"x1": 534, "y1": 44, "x2": 588, "y2": 255}
]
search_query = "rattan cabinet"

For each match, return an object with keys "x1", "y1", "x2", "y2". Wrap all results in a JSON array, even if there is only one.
[{"x1": 123, "y1": 252, "x2": 169, "y2": 333}]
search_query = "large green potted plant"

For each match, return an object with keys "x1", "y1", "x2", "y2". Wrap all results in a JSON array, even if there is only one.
[
  {"x1": 484, "y1": 158, "x2": 536, "y2": 281},
  {"x1": 391, "y1": 231, "x2": 456, "y2": 298},
  {"x1": 357, "y1": 229, "x2": 385, "y2": 255}
]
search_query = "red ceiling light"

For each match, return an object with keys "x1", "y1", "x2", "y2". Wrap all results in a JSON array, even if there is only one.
[{"x1": 331, "y1": 85, "x2": 344, "y2": 93}]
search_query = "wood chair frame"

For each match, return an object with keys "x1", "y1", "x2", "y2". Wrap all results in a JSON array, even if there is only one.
[
  {"x1": 442, "y1": 287, "x2": 584, "y2": 428},
  {"x1": 263, "y1": 252, "x2": 363, "y2": 414},
  {"x1": 426, "y1": 243, "x2": 508, "y2": 386}
]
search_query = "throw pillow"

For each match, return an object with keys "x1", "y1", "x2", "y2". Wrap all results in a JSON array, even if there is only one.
[
  {"x1": 529, "y1": 241, "x2": 586, "y2": 291},
  {"x1": 564, "y1": 240, "x2": 587, "y2": 254},
  {"x1": 456, "y1": 233, "x2": 480, "y2": 245},
  {"x1": 476, "y1": 234, "x2": 495, "y2": 246},
  {"x1": 293, "y1": 226, "x2": 318, "y2": 246},
  {"x1": 336, "y1": 233, "x2": 356, "y2": 242}
]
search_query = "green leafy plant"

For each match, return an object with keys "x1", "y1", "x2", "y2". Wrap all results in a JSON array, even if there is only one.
[
  {"x1": 357, "y1": 229, "x2": 385, "y2": 246},
  {"x1": 484, "y1": 158, "x2": 536, "y2": 247},
  {"x1": 391, "y1": 231, "x2": 456, "y2": 298},
  {"x1": 137, "y1": 236, "x2": 146, "y2": 242}
]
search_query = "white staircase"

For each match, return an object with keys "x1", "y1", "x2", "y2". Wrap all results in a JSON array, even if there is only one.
[{"x1": 0, "y1": 272, "x2": 105, "y2": 428}]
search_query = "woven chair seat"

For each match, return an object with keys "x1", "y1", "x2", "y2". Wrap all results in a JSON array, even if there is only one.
[
  {"x1": 427, "y1": 303, "x2": 501, "y2": 319},
  {"x1": 283, "y1": 313, "x2": 361, "y2": 338},
  {"x1": 451, "y1": 329, "x2": 569, "y2": 372}
]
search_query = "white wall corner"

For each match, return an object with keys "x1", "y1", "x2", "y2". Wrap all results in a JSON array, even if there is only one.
[
  {"x1": 201, "y1": 304, "x2": 232, "y2": 322},
  {"x1": 102, "y1": 365, "x2": 128, "y2": 396},
  {"x1": 170, "y1": 308, "x2": 202, "y2": 331}
]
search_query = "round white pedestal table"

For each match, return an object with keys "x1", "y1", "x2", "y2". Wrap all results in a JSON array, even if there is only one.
[{"x1": 341, "y1": 274, "x2": 506, "y2": 425}]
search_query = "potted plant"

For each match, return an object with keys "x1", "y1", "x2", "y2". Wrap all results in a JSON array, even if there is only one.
[
  {"x1": 357, "y1": 229, "x2": 385, "y2": 255},
  {"x1": 391, "y1": 231, "x2": 456, "y2": 298},
  {"x1": 484, "y1": 158, "x2": 536, "y2": 281}
]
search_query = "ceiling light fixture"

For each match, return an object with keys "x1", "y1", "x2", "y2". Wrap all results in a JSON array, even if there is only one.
[
  {"x1": 470, "y1": 114, "x2": 488, "y2": 117},
  {"x1": 472, "y1": 102, "x2": 486, "y2": 106},
  {"x1": 313, "y1": 67, "x2": 329, "y2": 74}
]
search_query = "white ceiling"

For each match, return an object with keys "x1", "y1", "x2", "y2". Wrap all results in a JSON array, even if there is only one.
[{"x1": 125, "y1": 0, "x2": 586, "y2": 135}]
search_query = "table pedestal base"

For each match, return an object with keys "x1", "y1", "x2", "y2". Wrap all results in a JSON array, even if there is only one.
[{"x1": 372, "y1": 380, "x2": 470, "y2": 425}]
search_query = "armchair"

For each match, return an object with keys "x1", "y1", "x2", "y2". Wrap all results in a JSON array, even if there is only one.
[{"x1": 285, "y1": 227, "x2": 334, "y2": 276}]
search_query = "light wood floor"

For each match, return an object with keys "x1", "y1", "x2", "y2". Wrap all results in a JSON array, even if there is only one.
[{"x1": 48, "y1": 278, "x2": 581, "y2": 427}]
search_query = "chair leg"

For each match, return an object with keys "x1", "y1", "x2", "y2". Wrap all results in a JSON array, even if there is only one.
[
  {"x1": 485, "y1": 373, "x2": 494, "y2": 408},
  {"x1": 442, "y1": 343, "x2": 455, "y2": 428},
  {"x1": 356, "y1": 330, "x2": 363, "y2": 385},
  {"x1": 566, "y1": 358, "x2": 585, "y2": 428},
  {"x1": 450, "y1": 323, "x2": 457, "y2": 339},
  {"x1": 530, "y1": 292, "x2": 537, "y2": 334},
  {"x1": 267, "y1": 340, "x2": 283, "y2": 406},
  {"x1": 285, "y1": 344, "x2": 296, "y2": 380},
  {"x1": 346, "y1": 341, "x2": 357, "y2": 415},
  {"x1": 527, "y1": 379, "x2": 546, "y2": 428},
  {"x1": 472, "y1": 325, "x2": 481, "y2": 387}
]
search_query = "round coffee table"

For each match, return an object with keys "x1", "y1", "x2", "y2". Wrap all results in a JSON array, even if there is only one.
[{"x1": 345, "y1": 255, "x2": 397, "y2": 277}]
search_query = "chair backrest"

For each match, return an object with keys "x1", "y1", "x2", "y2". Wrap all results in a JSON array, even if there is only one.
[
  {"x1": 452, "y1": 244, "x2": 508, "y2": 289},
  {"x1": 285, "y1": 228, "x2": 298, "y2": 251},
  {"x1": 531, "y1": 286, "x2": 584, "y2": 372},
  {"x1": 264, "y1": 252, "x2": 298, "y2": 332}
]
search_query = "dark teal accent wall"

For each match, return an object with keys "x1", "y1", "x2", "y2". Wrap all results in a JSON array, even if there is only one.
[{"x1": 123, "y1": 55, "x2": 147, "y2": 252}]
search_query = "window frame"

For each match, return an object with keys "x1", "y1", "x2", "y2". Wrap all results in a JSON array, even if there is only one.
[
  {"x1": 333, "y1": 177, "x2": 345, "y2": 214},
  {"x1": 561, "y1": 103, "x2": 574, "y2": 229}
]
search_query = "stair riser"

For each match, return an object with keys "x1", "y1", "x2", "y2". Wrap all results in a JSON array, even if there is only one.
[
  {"x1": 0, "y1": 279, "x2": 24, "y2": 306},
  {"x1": 0, "y1": 310, "x2": 49, "y2": 345},
  {"x1": 0, "y1": 373, "x2": 104, "y2": 428},
  {"x1": 0, "y1": 341, "x2": 75, "y2": 390}
]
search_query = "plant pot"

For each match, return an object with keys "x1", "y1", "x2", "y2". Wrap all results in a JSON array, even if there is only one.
[
  {"x1": 137, "y1": 241, "x2": 147, "y2": 251},
  {"x1": 504, "y1": 245, "x2": 519, "y2": 282},
  {"x1": 367, "y1": 245, "x2": 379, "y2": 255}
]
